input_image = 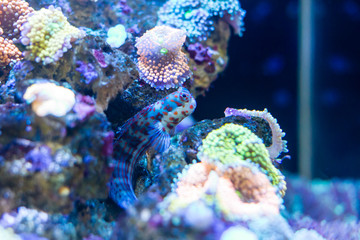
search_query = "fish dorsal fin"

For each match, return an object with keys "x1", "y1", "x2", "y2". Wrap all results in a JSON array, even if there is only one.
[{"x1": 148, "y1": 122, "x2": 170, "y2": 153}]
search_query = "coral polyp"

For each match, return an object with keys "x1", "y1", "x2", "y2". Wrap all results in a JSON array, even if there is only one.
[
  {"x1": 198, "y1": 123, "x2": 287, "y2": 196},
  {"x1": 0, "y1": 0, "x2": 34, "y2": 66},
  {"x1": 224, "y1": 108, "x2": 288, "y2": 159},
  {"x1": 135, "y1": 25, "x2": 192, "y2": 90},
  {"x1": 20, "y1": 6, "x2": 85, "y2": 64}
]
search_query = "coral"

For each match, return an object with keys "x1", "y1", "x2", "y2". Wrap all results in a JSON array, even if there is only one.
[
  {"x1": 284, "y1": 176, "x2": 360, "y2": 221},
  {"x1": 220, "y1": 226, "x2": 257, "y2": 240},
  {"x1": 198, "y1": 123, "x2": 286, "y2": 195},
  {"x1": 157, "y1": 0, "x2": 245, "y2": 41},
  {"x1": 187, "y1": 42, "x2": 213, "y2": 64},
  {"x1": 0, "y1": 225, "x2": 21, "y2": 240},
  {"x1": 0, "y1": 81, "x2": 113, "y2": 214},
  {"x1": 23, "y1": 82, "x2": 76, "y2": 117},
  {"x1": 0, "y1": 0, "x2": 34, "y2": 66},
  {"x1": 289, "y1": 216, "x2": 360, "y2": 240},
  {"x1": 198, "y1": 123, "x2": 264, "y2": 165},
  {"x1": 225, "y1": 108, "x2": 288, "y2": 159},
  {"x1": 106, "y1": 24, "x2": 127, "y2": 48},
  {"x1": 293, "y1": 229, "x2": 326, "y2": 240},
  {"x1": 20, "y1": 6, "x2": 85, "y2": 64},
  {"x1": 0, "y1": 37, "x2": 22, "y2": 66},
  {"x1": 75, "y1": 61, "x2": 99, "y2": 84},
  {"x1": 135, "y1": 25, "x2": 191, "y2": 90},
  {"x1": 186, "y1": 20, "x2": 231, "y2": 97},
  {"x1": 8, "y1": 35, "x2": 137, "y2": 112},
  {"x1": 168, "y1": 160, "x2": 282, "y2": 221},
  {"x1": 0, "y1": 0, "x2": 34, "y2": 40},
  {"x1": 217, "y1": 164, "x2": 281, "y2": 219}
]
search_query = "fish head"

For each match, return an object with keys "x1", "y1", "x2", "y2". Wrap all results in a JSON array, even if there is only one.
[{"x1": 160, "y1": 87, "x2": 197, "y2": 132}]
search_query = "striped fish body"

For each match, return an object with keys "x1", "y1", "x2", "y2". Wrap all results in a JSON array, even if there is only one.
[{"x1": 110, "y1": 87, "x2": 196, "y2": 208}]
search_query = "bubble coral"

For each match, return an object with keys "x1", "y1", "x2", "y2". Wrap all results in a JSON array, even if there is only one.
[
  {"x1": 198, "y1": 123, "x2": 286, "y2": 196},
  {"x1": 135, "y1": 25, "x2": 192, "y2": 90},
  {"x1": 224, "y1": 108, "x2": 288, "y2": 159},
  {"x1": 23, "y1": 82, "x2": 76, "y2": 117},
  {"x1": 0, "y1": 0, "x2": 34, "y2": 66},
  {"x1": 20, "y1": 6, "x2": 85, "y2": 64}
]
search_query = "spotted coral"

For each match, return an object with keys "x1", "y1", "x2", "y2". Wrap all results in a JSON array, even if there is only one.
[
  {"x1": 224, "y1": 108, "x2": 288, "y2": 159},
  {"x1": 20, "y1": 6, "x2": 85, "y2": 64},
  {"x1": 135, "y1": 25, "x2": 191, "y2": 90},
  {"x1": 198, "y1": 123, "x2": 286, "y2": 196},
  {"x1": 0, "y1": 0, "x2": 34, "y2": 66}
]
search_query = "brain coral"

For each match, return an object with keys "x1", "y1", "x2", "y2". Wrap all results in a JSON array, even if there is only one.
[
  {"x1": 135, "y1": 25, "x2": 192, "y2": 90},
  {"x1": 198, "y1": 123, "x2": 286, "y2": 196},
  {"x1": 20, "y1": 6, "x2": 85, "y2": 65}
]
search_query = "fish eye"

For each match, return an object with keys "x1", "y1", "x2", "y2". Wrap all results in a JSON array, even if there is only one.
[{"x1": 180, "y1": 92, "x2": 189, "y2": 102}]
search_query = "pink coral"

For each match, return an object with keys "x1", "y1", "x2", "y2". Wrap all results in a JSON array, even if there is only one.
[
  {"x1": 172, "y1": 160, "x2": 281, "y2": 219},
  {"x1": 135, "y1": 25, "x2": 192, "y2": 90}
]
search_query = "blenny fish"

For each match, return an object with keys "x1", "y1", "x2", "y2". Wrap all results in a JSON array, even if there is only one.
[{"x1": 110, "y1": 87, "x2": 196, "y2": 208}]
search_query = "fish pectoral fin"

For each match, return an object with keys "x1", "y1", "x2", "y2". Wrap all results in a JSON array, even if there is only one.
[{"x1": 148, "y1": 122, "x2": 170, "y2": 153}]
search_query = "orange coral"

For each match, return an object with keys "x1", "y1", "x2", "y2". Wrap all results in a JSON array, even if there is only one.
[
  {"x1": 135, "y1": 25, "x2": 192, "y2": 90},
  {"x1": 0, "y1": 0, "x2": 34, "y2": 66},
  {"x1": 0, "y1": 37, "x2": 22, "y2": 66},
  {"x1": 219, "y1": 164, "x2": 281, "y2": 218},
  {"x1": 171, "y1": 160, "x2": 281, "y2": 219},
  {"x1": 0, "y1": 0, "x2": 34, "y2": 40}
]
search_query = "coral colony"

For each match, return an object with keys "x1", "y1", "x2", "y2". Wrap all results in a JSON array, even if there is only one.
[{"x1": 0, "y1": 0, "x2": 358, "y2": 240}]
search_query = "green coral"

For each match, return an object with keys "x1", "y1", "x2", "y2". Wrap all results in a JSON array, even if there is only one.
[{"x1": 198, "y1": 123, "x2": 286, "y2": 196}]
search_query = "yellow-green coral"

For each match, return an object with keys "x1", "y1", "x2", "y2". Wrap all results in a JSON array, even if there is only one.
[
  {"x1": 21, "y1": 6, "x2": 84, "y2": 64},
  {"x1": 198, "y1": 123, "x2": 286, "y2": 196}
]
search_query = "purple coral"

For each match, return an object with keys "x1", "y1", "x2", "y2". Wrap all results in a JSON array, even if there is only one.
[
  {"x1": 75, "y1": 61, "x2": 98, "y2": 84},
  {"x1": 92, "y1": 49, "x2": 108, "y2": 68},
  {"x1": 25, "y1": 145, "x2": 53, "y2": 172},
  {"x1": 73, "y1": 95, "x2": 96, "y2": 122},
  {"x1": 187, "y1": 43, "x2": 213, "y2": 64},
  {"x1": 117, "y1": 0, "x2": 132, "y2": 14}
]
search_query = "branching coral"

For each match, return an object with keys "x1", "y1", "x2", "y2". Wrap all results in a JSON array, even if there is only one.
[
  {"x1": 0, "y1": 0, "x2": 33, "y2": 66},
  {"x1": 224, "y1": 108, "x2": 288, "y2": 159},
  {"x1": 157, "y1": 0, "x2": 245, "y2": 41},
  {"x1": 20, "y1": 6, "x2": 85, "y2": 64},
  {"x1": 135, "y1": 25, "x2": 191, "y2": 90}
]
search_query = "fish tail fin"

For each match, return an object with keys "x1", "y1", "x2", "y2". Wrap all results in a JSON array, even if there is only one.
[{"x1": 109, "y1": 161, "x2": 137, "y2": 208}]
